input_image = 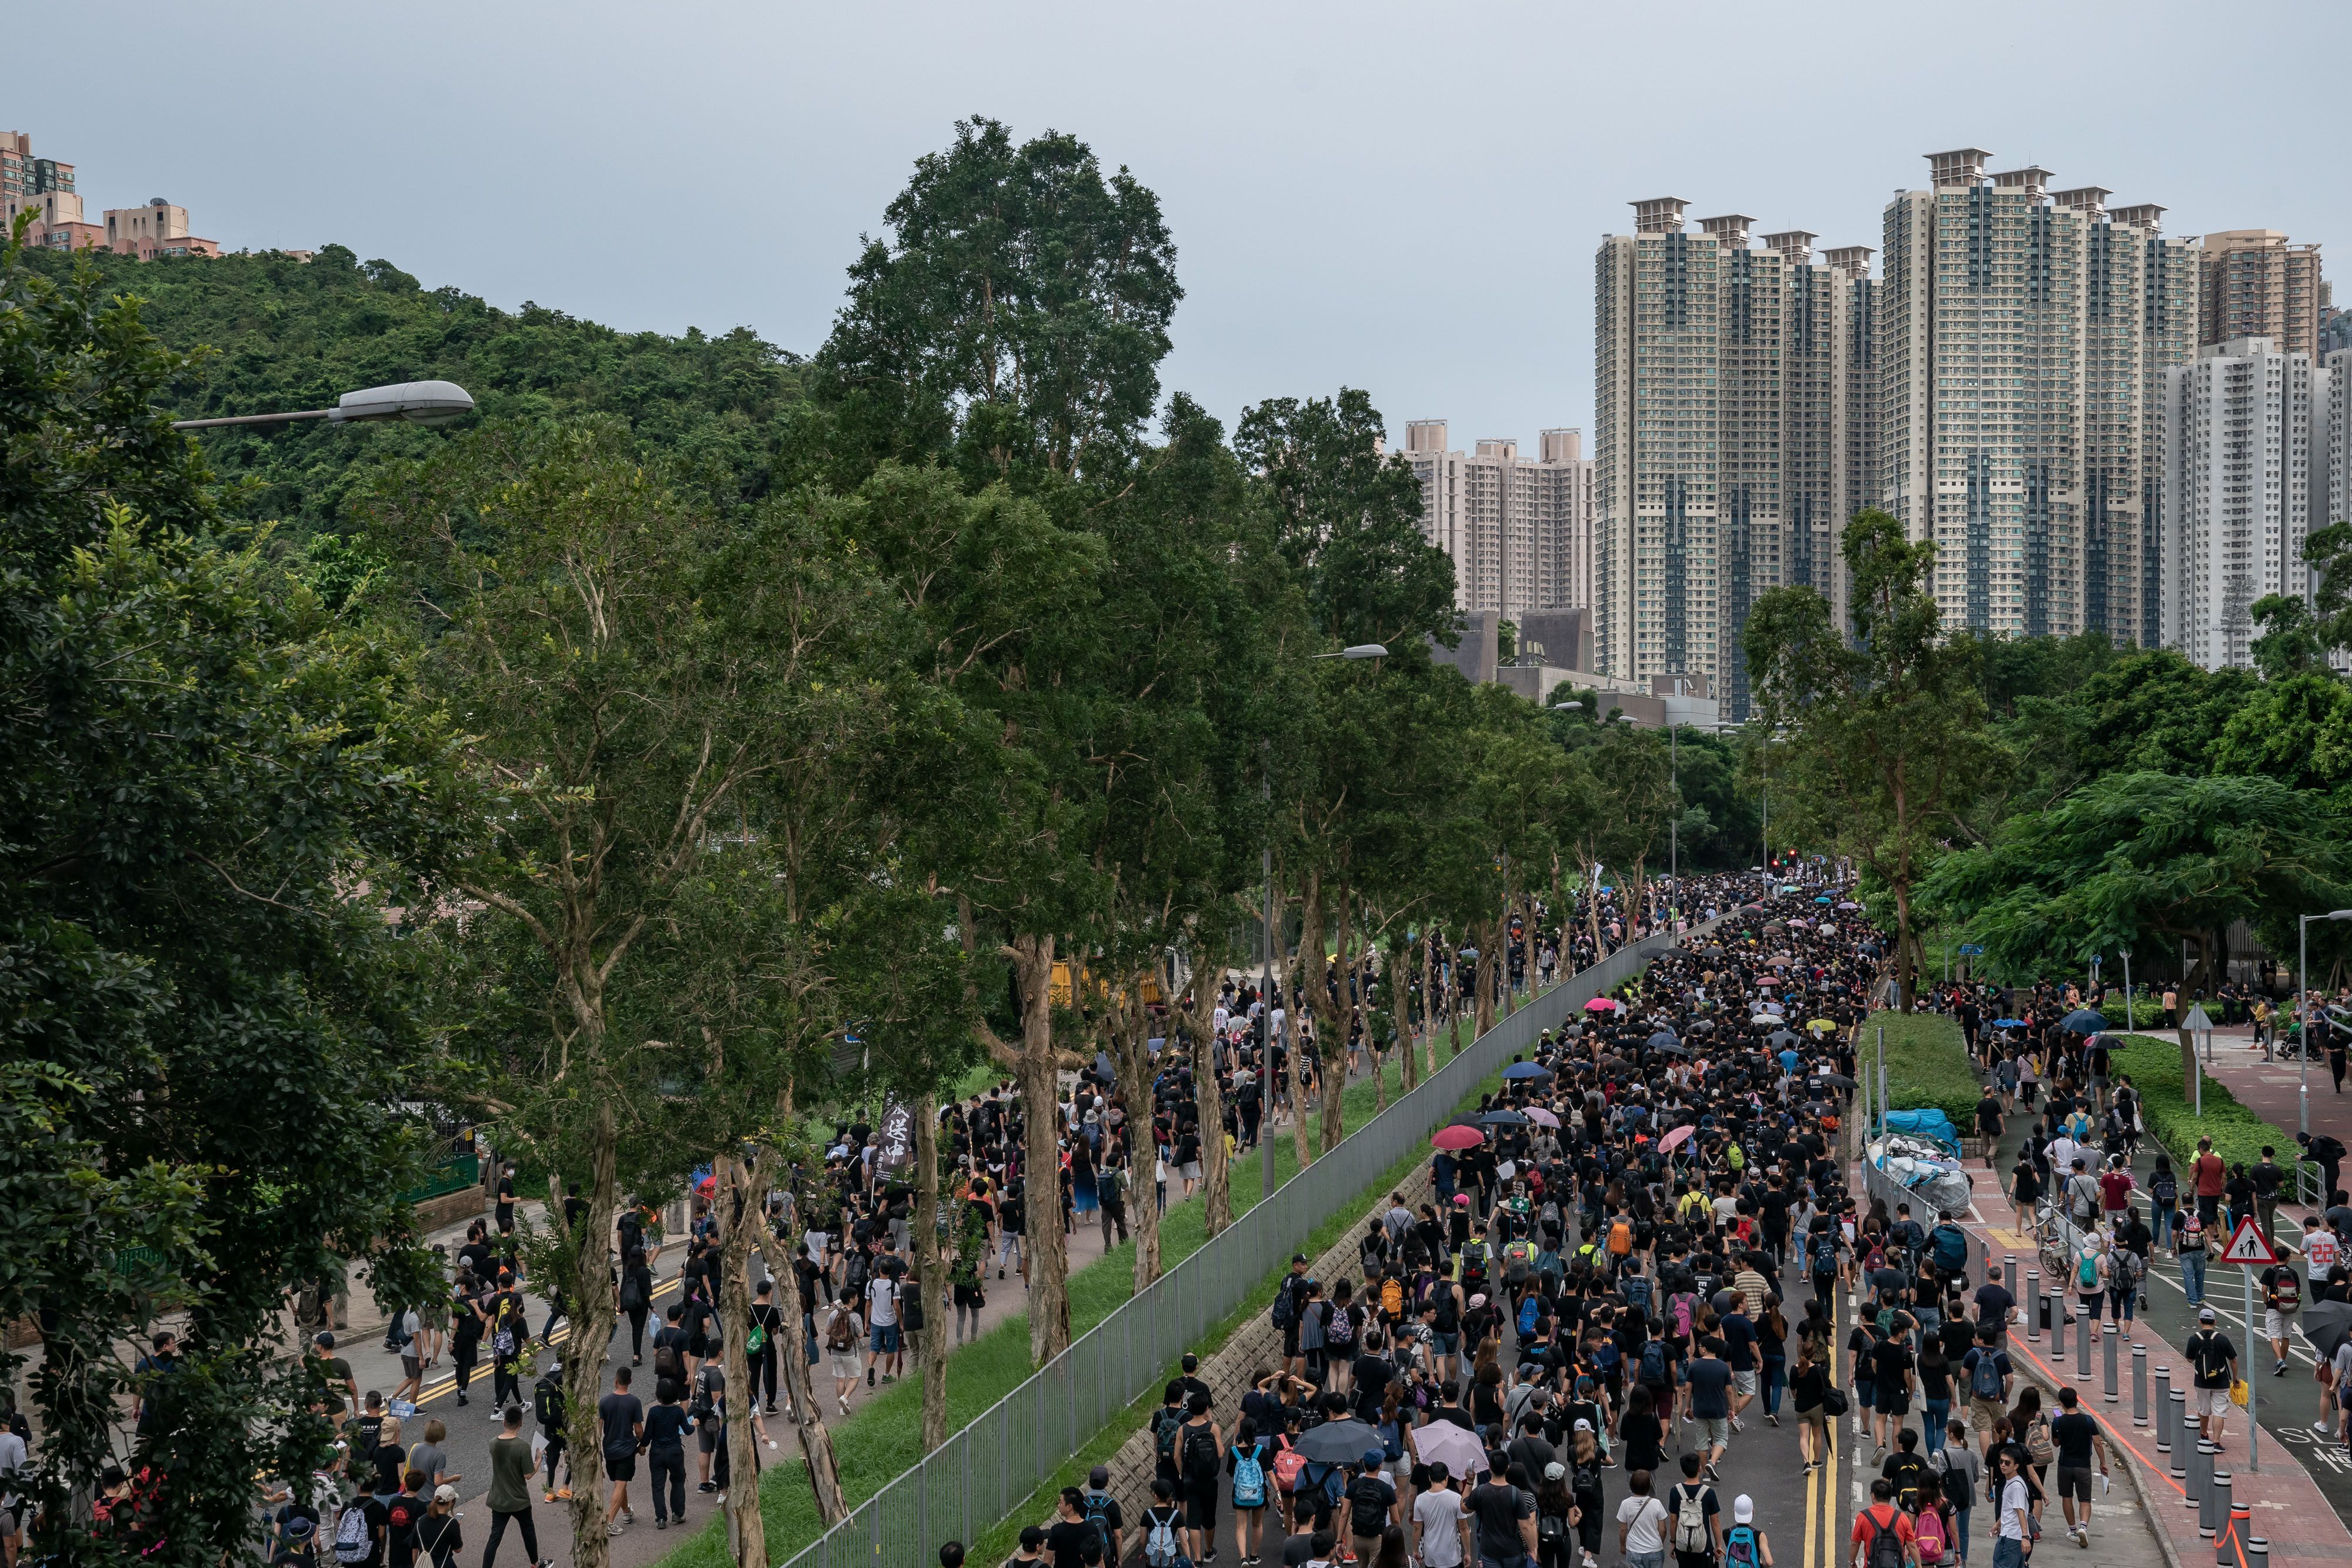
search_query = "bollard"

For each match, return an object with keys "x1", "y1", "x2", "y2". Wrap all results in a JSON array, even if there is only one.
[
  {"x1": 2005, "y1": 1253, "x2": 2019, "y2": 1303},
  {"x1": 2076, "y1": 1307, "x2": 2094, "y2": 1380},
  {"x1": 2052, "y1": 1293, "x2": 2066, "y2": 1356},
  {"x1": 2155, "y1": 1363, "x2": 2171, "y2": 1443},
  {"x1": 2029, "y1": 1271, "x2": 2043, "y2": 1339},
  {"x1": 2105, "y1": 1322, "x2": 2121, "y2": 1402},
  {"x1": 2219, "y1": 1505, "x2": 2250, "y2": 1568},
  {"x1": 2171, "y1": 1396, "x2": 2189, "y2": 1480},
  {"x1": 2188, "y1": 1437, "x2": 2211, "y2": 1509},
  {"x1": 2134, "y1": 1342, "x2": 2150, "y2": 1426},
  {"x1": 2250, "y1": 1535, "x2": 2270, "y2": 1568},
  {"x1": 2204, "y1": 1467, "x2": 2230, "y2": 1539}
]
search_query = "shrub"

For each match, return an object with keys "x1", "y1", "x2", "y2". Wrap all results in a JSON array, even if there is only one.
[
  {"x1": 2112, "y1": 1033, "x2": 2306, "y2": 1183},
  {"x1": 1860, "y1": 1009, "x2": 1981, "y2": 1127}
]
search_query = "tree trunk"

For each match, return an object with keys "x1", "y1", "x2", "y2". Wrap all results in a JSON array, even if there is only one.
[
  {"x1": 1292, "y1": 869, "x2": 1322, "y2": 1170},
  {"x1": 1009, "y1": 933, "x2": 1072, "y2": 1366},
  {"x1": 1113, "y1": 981, "x2": 1163, "y2": 1291},
  {"x1": 1317, "y1": 876, "x2": 1352, "y2": 1158},
  {"x1": 559, "y1": 1104, "x2": 619, "y2": 1568},
  {"x1": 1418, "y1": 930, "x2": 1438, "y2": 1077},
  {"x1": 913, "y1": 1092, "x2": 950, "y2": 1451},
  {"x1": 1474, "y1": 920, "x2": 1498, "y2": 1041},
  {"x1": 714, "y1": 1151, "x2": 771, "y2": 1568},
  {"x1": 1182, "y1": 951, "x2": 1233, "y2": 1236},
  {"x1": 1391, "y1": 934, "x2": 1417, "y2": 1092},
  {"x1": 1521, "y1": 892, "x2": 1539, "y2": 1001},
  {"x1": 777, "y1": 1290, "x2": 847, "y2": 1524}
]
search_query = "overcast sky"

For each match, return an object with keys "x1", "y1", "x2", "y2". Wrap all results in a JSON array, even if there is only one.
[{"x1": 14, "y1": 1, "x2": 2343, "y2": 449}]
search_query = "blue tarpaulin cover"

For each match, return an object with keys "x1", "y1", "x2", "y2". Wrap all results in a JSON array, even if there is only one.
[{"x1": 1883, "y1": 1108, "x2": 1962, "y2": 1154}]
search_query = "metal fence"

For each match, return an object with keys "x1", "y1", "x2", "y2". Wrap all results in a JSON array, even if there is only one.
[{"x1": 779, "y1": 929, "x2": 1686, "y2": 1568}]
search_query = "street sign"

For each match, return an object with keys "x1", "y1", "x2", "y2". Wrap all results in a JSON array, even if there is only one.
[
  {"x1": 1957, "y1": 944, "x2": 1985, "y2": 956},
  {"x1": 2220, "y1": 1215, "x2": 2278, "y2": 1265}
]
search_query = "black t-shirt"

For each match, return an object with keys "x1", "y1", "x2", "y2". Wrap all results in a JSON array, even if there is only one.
[
  {"x1": 352, "y1": 1495, "x2": 390, "y2": 1568},
  {"x1": 383, "y1": 1493, "x2": 426, "y2": 1568},
  {"x1": 2050, "y1": 1411, "x2": 2099, "y2": 1468},
  {"x1": 1466, "y1": 1481, "x2": 1535, "y2": 1560},
  {"x1": 599, "y1": 1392, "x2": 643, "y2": 1453},
  {"x1": 1044, "y1": 1518, "x2": 1095, "y2": 1568},
  {"x1": 1974, "y1": 1283, "x2": 2013, "y2": 1324},
  {"x1": 643, "y1": 1403, "x2": 691, "y2": 1456},
  {"x1": 1347, "y1": 1474, "x2": 1397, "y2": 1536}
]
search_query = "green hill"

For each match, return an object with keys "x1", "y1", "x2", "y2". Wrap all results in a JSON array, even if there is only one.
[{"x1": 24, "y1": 243, "x2": 811, "y2": 533}]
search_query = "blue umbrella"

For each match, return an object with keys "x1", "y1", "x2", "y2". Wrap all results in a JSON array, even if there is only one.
[
  {"x1": 2059, "y1": 1008, "x2": 2109, "y2": 1033},
  {"x1": 1815, "y1": 895, "x2": 1833, "y2": 904},
  {"x1": 1992, "y1": 1018, "x2": 2025, "y2": 1028},
  {"x1": 1502, "y1": 1062, "x2": 1552, "y2": 1080}
]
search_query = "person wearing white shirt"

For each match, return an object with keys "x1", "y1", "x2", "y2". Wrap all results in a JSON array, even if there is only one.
[
  {"x1": 1616, "y1": 1470, "x2": 1672, "y2": 1568},
  {"x1": 1411, "y1": 1463, "x2": 1470, "y2": 1568},
  {"x1": 1993, "y1": 1449, "x2": 2032, "y2": 1568}
]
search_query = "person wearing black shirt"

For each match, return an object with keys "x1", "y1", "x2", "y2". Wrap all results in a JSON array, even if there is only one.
[
  {"x1": 1466, "y1": 1462, "x2": 1538, "y2": 1566},
  {"x1": 642, "y1": 1385, "x2": 694, "y2": 1529},
  {"x1": 1043, "y1": 1487, "x2": 1097, "y2": 1568},
  {"x1": 2047, "y1": 1386, "x2": 2106, "y2": 1546},
  {"x1": 598, "y1": 1367, "x2": 644, "y2": 1535},
  {"x1": 749, "y1": 1278, "x2": 786, "y2": 1413}
]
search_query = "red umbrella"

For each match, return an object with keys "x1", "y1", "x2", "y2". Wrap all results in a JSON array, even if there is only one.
[
  {"x1": 1431, "y1": 1125, "x2": 1485, "y2": 1151},
  {"x1": 1658, "y1": 1124, "x2": 1695, "y2": 1154},
  {"x1": 1583, "y1": 997, "x2": 1619, "y2": 1013}
]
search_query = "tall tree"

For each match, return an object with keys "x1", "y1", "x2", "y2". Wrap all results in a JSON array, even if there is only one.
[
  {"x1": 1746, "y1": 510, "x2": 2002, "y2": 1011},
  {"x1": 816, "y1": 116, "x2": 1181, "y2": 483},
  {"x1": 1, "y1": 231, "x2": 469, "y2": 1568}
]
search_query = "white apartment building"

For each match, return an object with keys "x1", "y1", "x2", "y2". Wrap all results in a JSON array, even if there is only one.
[
  {"x1": 2331, "y1": 350, "x2": 2352, "y2": 536},
  {"x1": 1593, "y1": 202, "x2": 1874, "y2": 717},
  {"x1": 1877, "y1": 152, "x2": 2200, "y2": 644},
  {"x1": 2162, "y1": 337, "x2": 2324, "y2": 669},
  {"x1": 1397, "y1": 421, "x2": 1594, "y2": 626}
]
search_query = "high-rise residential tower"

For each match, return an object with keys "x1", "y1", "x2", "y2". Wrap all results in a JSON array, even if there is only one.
[
  {"x1": 2162, "y1": 337, "x2": 2326, "y2": 670},
  {"x1": 2203, "y1": 230, "x2": 2326, "y2": 365},
  {"x1": 1876, "y1": 152, "x2": 2199, "y2": 643},
  {"x1": 1397, "y1": 421, "x2": 1593, "y2": 626}
]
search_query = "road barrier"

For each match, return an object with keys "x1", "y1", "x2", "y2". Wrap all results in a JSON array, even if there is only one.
[{"x1": 778, "y1": 927, "x2": 1690, "y2": 1568}]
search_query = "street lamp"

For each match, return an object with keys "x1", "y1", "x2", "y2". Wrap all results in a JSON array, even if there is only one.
[
  {"x1": 171, "y1": 379, "x2": 476, "y2": 431},
  {"x1": 2297, "y1": 909, "x2": 2352, "y2": 1136}
]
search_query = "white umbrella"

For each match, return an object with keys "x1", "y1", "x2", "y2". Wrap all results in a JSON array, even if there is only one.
[{"x1": 1410, "y1": 1419, "x2": 1488, "y2": 1480}]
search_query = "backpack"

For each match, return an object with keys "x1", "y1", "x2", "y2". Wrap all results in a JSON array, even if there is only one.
[
  {"x1": 415, "y1": 1516, "x2": 458, "y2": 1568},
  {"x1": 1081, "y1": 1492, "x2": 1115, "y2": 1557},
  {"x1": 654, "y1": 1338, "x2": 685, "y2": 1382},
  {"x1": 1640, "y1": 1339, "x2": 1668, "y2": 1387},
  {"x1": 1271, "y1": 1281, "x2": 1298, "y2": 1331},
  {"x1": 2193, "y1": 1333, "x2": 2234, "y2": 1383},
  {"x1": 1725, "y1": 1522, "x2": 1759, "y2": 1568},
  {"x1": 1271, "y1": 1435, "x2": 1308, "y2": 1493},
  {"x1": 1154, "y1": 1407, "x2": 1184, "y2": 1467},
  {"x1": 333, "y1": 1504, "x2": 372, "y2": 1566},
  {"x1": 1538, "y1": 1506, "x2": 1571, "y2": 1547},
  {"x1": 620, "y1": 1272, "x2": 649, "y2": 1312},
  {"x1": 1232, "y1": 1441, "x2": 1267, "y2": 1507},
  {"x1": 1969, "y1": 1350, "x2": 2006, "y2": 1400},
  {"x1": 1325, "y1": 1305, "x2": 1355, "y2": 1348},
  {"x1": 1914, "y1": 1507, "x2": 1949, "y2": 1565},
  {"x1": 1672, "y1": 1483, "x2": 1711, "y2": 1554},
  {"x1": 492, "y1": 1323, "x2": 517, "y2": 1358},
  {"x1": 1621, "y1": 1273, "x2": 1653, "y2": 1311},
  {"x1": 1434, "y1": 1288, "x2": 1460, "y2": 1333},
  {"x1": 1381, "y1": 1276, "x2": 1405, "y2": 1318},
  {"x1": 1518, "y1": 1294, "x2": 1542, "y2": 1338},
  {"x1": 824, "y1": 1310, "x2": 855, "y2": 1353},
  {"x1": 1143, "y1": 1505, "x2": 1183, "y2": 1568},
  {"x1": 1182, "y1": 1419, "x2": 1220, "y2": 1480},
  {"x1": 1862, "y1": 1508, "x2": 1906, "y2": 1568},
  {"x1": 1888, "y1": 1455, "x2": 1923, "y2": 1513},
  {"x1": 2076, "y1": 1252, "x2": 2099, "y2": 1291},
  {"x1": 1462, "y1": 1241, "x2": 1491, "y2": 1283},
  {"x1": 1931, "y1": 1223, "x2": 1969, "y2": 1273},
  {"x1": 1609, "y1": 1221, "x2": 1635, "y2": 1256},
  {"x1": 533, "y1": 1375, "x2": 566, "y2": 1430},
  {"x1": 1669, "y1": 1292, "x2": 1698, "y2": 1339}
]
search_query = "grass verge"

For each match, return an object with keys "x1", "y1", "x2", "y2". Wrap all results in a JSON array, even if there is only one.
[
  {"x1": 1860, "y1": 1009, "x2": 1979, "y2": 1126},
  {"x1": 658, "y1": 1019, "x2": 1486, "y2": 1568},
  {"x1": 2112, "y1": 1032, "x2": 2306, "y2": 1178}
]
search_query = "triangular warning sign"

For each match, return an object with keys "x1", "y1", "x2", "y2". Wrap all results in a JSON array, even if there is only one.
[{"x1": 2220, "y1": 1216, "x2": 2278, "y2": 1265}]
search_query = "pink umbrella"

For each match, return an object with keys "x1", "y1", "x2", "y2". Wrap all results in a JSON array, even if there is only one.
[
  {"x1": 1410, "y1": 1417, "x2": 1488, "y2": 1480},
  {"x1": 1658, "y1": 1124, "x2": 1695, "y2": 1154},
  {"x1": 1431, "y1": 1124, "x2": 1485, "y2": 1151},
  {"x1": 1583, "y1": 997, "x2": 1619, "y2": 1013},
  {"x1": 1524, "y1": 1106, "x2": 1561, "y2": 1128}
]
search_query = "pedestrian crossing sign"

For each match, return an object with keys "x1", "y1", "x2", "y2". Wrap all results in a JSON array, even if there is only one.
[{"x1": 2219, "y1": 1216, "x2": 2278, "y2": 1265}]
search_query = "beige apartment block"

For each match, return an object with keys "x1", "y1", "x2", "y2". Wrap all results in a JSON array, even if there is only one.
[
  {"x1": 1396, "y1": 422, "x2": 1593, "y2": 627},
  {"x1": 2203, "y1": 230, "x2": 2325, "y2": 365}
]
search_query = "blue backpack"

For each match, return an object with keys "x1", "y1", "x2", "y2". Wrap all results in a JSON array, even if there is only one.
[
  {"x1": 1232, "y1": 1442, "x2": 1267, "y2": 1508},
  {"x1": 1640, "y1": 1339, "x2": 1668, "y2": 1386},
  {"x1": 1518, "y1": 1294, "x2": 1541, "y2": 1338}
]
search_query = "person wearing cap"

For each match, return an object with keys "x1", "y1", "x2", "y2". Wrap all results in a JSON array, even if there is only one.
[
  {"x1": 1723, "y1": 1495, "x2": 1771, "y2": 1568},
  {"x1": 413, "y1": 1487, "x2": 462, "y2": 1568},
  {"x1": 1344, "y1": 1447, "x2": 1398, "y2": 1564},
  {"x1": 2184, "y1": 1305, "x2": 2239, "y2": 1448},
  {"x1": 1005, "y1": 1520, "x2": 1050, "y2": 1567},
  {"x1": 1078, "y1": 1465, "x2": 1122, "y2": 1563}
]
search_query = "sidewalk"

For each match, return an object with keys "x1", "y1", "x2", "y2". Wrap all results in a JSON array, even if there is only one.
[{"x1": 2177, "y1": 1022, "x2": 2349, "y2": 1176}]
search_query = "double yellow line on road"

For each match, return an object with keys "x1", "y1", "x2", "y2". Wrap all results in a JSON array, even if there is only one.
[
  {"x1": 1805, "y1": 1288, "x2": 1845, "y2": 1568},
  {"x1": 404, "y1": 1273, "x2": 685, "y2": 1409}
]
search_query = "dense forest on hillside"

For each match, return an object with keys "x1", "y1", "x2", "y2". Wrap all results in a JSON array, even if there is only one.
[{"x1": 24, "y1": 243, "x2": 811, "y2": 533}]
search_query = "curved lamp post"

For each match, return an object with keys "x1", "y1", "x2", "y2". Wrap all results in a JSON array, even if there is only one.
[{"x1": 171, "y1": 379, "x2": 475, "y2": 431}]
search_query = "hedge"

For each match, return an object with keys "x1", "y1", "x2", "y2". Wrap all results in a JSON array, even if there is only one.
[
  {"x1": 2112, "y1": 1032, "x2": 2306, "y2": 1182},
  {"x1": 1860, "y1": 1009, "x2": 1982, "y2": 1127}
]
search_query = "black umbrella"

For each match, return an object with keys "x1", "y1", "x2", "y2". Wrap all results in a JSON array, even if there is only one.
[
  {"x1": 1647, "y1": 1029, "x2": 1681, "y2": 1050},
  {"x1": 1811, "y1": 1072, "x2": 1856, "y2": 1089},
  {"x1": 2304, "y1": 1300, "x2": 2352, "y2": 1362},
  {"x1": 1651, "y1": 1043, "x2": 1695, "y2": 1059},
  {"x1": 1478, "y1": 1108, "x2": 1530, "y2": 1126},
  {"x1": 1293, "y1": 1418, "x2": 1385, "y2": 1465},
  {"x1": 1766, "y1": 1029, "x2": 1799, "y2": 1048}
]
